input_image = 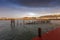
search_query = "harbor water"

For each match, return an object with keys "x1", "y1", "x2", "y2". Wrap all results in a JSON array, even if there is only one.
[{"x1": 0, "y1": 20, "x2": 60, "y2": 40}]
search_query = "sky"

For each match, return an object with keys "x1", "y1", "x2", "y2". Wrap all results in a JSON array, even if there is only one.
[{"x1": 0, "y1": 0, "x2": 60, "y2": 18}]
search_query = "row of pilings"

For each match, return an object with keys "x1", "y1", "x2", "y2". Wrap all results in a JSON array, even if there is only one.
[
  {"x1": 10, "y1": 19, "x2": 51, "y2": 30},
  {"x1": 10, "y1": 19, "x2": 42, "y2": 40}
]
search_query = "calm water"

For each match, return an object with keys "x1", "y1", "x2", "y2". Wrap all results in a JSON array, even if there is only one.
[{"x1": 0, "y1": 20, "x2": 60, "y2": 40}]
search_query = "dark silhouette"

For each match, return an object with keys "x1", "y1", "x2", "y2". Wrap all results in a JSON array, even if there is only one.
[
  {"x1": 11, "y1": 19, "x2": 15, "y2": 30},
  {"x1": 38, "y1": 28, "x2": 41, "y2": 37}
]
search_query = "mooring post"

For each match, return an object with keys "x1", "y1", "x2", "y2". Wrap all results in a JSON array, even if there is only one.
[
  {"x1": 11, "y1": 19, "x2": 15, "y2": 30},
  {"x1": 17, "y1": 20, "x2": 19, "y2": 26},
  {"x1": 38, "y1": 28, "x2": 41, "y2": 37}
]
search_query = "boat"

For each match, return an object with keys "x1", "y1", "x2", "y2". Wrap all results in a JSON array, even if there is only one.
[{"x1": 26, "y1": 20, "x2": 50, "y2": 24}]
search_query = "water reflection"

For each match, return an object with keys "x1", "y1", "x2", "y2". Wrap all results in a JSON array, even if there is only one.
[{"x1": 0, "y1": 20, "x2": 60, "y2": 40}]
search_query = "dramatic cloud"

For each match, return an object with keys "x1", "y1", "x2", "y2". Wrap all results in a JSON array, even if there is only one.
[
  {"x1": 8, "y1": 0, "x2": 60, "y2": 7},
  {"x1": 0, "y1": 0, "x2": 60, "y2": 7},
  {"x1": 0, "y1": 0, "x2": 60, "y2": 17}
]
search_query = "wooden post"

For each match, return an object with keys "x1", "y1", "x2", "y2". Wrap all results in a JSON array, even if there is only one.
[
  {"x1": 11, "y1": 19, "x2": 15, "y2": 30},
  {"x1": 38, "y1": 28, "x2": 41, "y2": 37},
  {"x1": 17, "y1": 20, "x2": 19, "y2": 26}
]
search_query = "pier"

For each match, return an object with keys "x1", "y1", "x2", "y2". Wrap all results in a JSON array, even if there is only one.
[{"x1": 0, "y1": 17, "x2": 60, "y2": 30}]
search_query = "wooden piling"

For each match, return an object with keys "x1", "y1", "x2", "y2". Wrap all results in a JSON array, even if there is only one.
[
  {"x1": 38, "y1": 28, "x2": 41, "y2": 37},
  {"x1": 11, "y1": 19, "x2": 15, "y2": 30}
]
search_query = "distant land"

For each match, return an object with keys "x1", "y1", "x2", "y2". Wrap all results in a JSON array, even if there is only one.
[{"x1": 0, "y1": 14, "x2": 60, "y2": 20}]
